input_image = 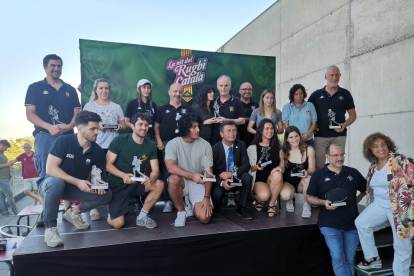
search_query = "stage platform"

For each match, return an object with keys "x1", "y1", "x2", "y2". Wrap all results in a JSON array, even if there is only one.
[{"x1": 13, "y1": 197, "x2": 334, "y2": 276}]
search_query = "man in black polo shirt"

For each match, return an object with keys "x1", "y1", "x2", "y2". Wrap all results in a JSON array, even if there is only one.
[
  {"x1": 238, "y1": 82, "x2": 258, "y2": 146},
  {"x1": 211, "y1": 75, "x2": 245, "y2": 145},
  {"x1": 39, "y1": 111, "x2": 112, "y2": 247},
  {"x1": 306, "y1": 143, "x2": 366, "y2": 276},
  {"x1": 154, "y1": 83, "x2": 192, "y2": 213},
  {"x1": 25, "y1": 54, "x2": 81, "y2": 185},
  {"x1": 308, "y1": 65, "x2": 357, "y2": 169}
]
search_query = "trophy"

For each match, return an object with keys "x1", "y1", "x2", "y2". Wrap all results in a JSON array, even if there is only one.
[
  {"x1": 202, "y1": 155, "x2": 216, "y2": 182},
  {"x1": 258, "y1": 146, "x2": 272, "y2": 168},
  {"x1": 90, "y1": 165, "x2": 108, "y2": 189},
  {"x1": 103, "y1": 115, "x2": 118, "y2": 129},
  {"x1": 290, "y1": 163, "x2": 305, "y2": 177},
  {"x1": 328, "y1": 109, "x2": 341, "y2": 129},
  {"x1": 130, "y1": 156, "x2": 148, "y2": 182},
  {"x1": 213, "y1": 100, "x2": 220, "y2": 119},
  {"x1": 229, "y1": 164, "x2": 242, "y2": 187}
]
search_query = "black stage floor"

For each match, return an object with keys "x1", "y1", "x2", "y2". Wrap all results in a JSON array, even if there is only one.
[{"x1": 14, "y1": 196, "x2": 334, "y2": 276}]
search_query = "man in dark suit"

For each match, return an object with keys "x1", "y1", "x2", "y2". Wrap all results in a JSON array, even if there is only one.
[{"x1": 212, "y1": 121, "x2": 252, "y2": 219}]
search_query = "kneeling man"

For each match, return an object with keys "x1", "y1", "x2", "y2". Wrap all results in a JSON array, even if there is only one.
[
  {"x1": 40, "y1": 111, "x2": 112, "y2": 247},
  {"x1": 212, "y1": 121, "x2": 252, "y2": 219},
  {"x1": 106, "y1": 113, "x2": 163, "y2": 229},
  {"x1": 166, "y1": 113, "x2": 214, "y2": 227}
]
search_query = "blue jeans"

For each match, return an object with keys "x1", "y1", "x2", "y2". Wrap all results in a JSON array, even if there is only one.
[
  {"x1": 34, "y1": 132, "x2": 57, "y2": 187},
  {"x1": 320, "y1": 227, "x2": 359, "y2": 276},
  {"x1": 162, "y1": 141, "x2": 171, "y2": 202},
  {"x1": 39, "y1": 177, "x2": 112, "y2": 228},
  {"x1": 0, "y1": 179, "x2": 18, "y2": 214}
]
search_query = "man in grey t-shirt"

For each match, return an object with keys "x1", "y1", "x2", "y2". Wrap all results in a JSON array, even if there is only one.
[{"x1": 165, "y1": 113, "x2": 214, "y2": 227}]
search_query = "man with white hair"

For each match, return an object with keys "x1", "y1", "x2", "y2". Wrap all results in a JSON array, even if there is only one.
[
  {"x1": 308, "y1": 66, "x2": 357, "y2": 169},
  {"x1": 211, "y1": 75, "x2": 245, "y2": 145},
  {"x1": 15, "y1": 143, "x2": 42, "y2": 205}
]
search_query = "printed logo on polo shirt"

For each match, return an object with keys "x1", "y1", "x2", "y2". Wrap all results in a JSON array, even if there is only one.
[
  {"x1": 182, "y1": 109, "x2": 186, "y2": 114},
  {"x1": 166, "y1": 110, "x2": 170, "y2": 113},
  {"x1": 137, "y1": 107, "x2": 142, "y2": 110},
  {"x1": 347, "y1": 175, "x2": 353, "y2": 181},
  {"x1": 306, "y1": 110, "x2": 311, "y2": 115},
  {"x1": 66, "y1": 154, "x2": 74, "y2": 159},
  {"x1": 338, "y1": 96, "x2": 344, "y2": 100},
  {"x1": 229, "y1": 106, "x2": 234, "y2": 112},
  {"x1": 86, "y1": 159, "x2": 91, "y2": 165},
  {"x1": 324, "y1": 177, "x2": 331, "y2": 182},
  {"x1": 319, "y1": 95, "x2": 325, "y2": 99},
  {"x1": 43, "y1": 91, "x2": 49, "y2": 95},
  {"x1": 66, "y1": 92, "x2": 70, "y2": 97}
]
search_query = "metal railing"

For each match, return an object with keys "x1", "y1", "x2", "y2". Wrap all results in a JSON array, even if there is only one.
[{"x1": 10, "y1": 163, "x2": 25, "y2": 197}]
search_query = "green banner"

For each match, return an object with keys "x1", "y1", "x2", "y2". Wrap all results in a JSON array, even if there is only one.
[{"x1": 80, "y1": 39, "x2": 275, "y2": 109}]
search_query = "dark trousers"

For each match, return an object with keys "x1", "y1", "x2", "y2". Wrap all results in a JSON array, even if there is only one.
[{"x1": 211, "y1": 172, "x2": 252, "y2": 211}]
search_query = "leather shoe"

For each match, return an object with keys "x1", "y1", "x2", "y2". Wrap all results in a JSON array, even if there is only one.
[{"x1": 237, "y1": 206, "x2": 252, "y2": 220}]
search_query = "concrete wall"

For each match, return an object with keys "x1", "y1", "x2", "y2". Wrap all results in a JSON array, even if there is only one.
[{"x1": 218, "y1": 0, "x2": 414, "y2": 174}]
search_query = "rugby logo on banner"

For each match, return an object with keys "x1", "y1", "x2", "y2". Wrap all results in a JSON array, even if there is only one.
[{"x1": 166, "y1": 49, "x2": 208, "y2": 102}]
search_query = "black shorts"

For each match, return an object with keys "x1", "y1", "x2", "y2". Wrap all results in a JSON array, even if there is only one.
[
  {"x1": 107, "y1": 183, "x2": 146, "y2": 219},
  {"x1": 283, "y1": 173, "x2": 301, "y2": 191}
]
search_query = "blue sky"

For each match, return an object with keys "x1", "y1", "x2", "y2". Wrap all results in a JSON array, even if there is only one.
[{"x1": 0, "y1": 0, "x2": 276, "y2": 139}]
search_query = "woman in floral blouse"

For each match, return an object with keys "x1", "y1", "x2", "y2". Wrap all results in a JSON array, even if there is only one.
[{"x1": 355, "y1": 132, "x2": 414, "y2": 275}]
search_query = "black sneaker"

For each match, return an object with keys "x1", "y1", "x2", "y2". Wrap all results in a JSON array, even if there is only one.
[
  {"x1": 237, "y1": 206, "x2": 252, "y2": 220},
  {"x1": 134, "y1": 197, "x2": 143, "y2": 213}
]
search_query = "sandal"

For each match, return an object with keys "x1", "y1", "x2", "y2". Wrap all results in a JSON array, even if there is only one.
[
  {"x1": 357, "y1": 257, "x2": 382, "y2": 269},
  {"x1": 90, "y1": 208, "x2": 101, "y2": 221},
  {"x1": 254, "y1": 201, "x2": 264, "y2": 212},
  {"x1": 267, "y1": 206, "x2": 276, "y2": 217}
]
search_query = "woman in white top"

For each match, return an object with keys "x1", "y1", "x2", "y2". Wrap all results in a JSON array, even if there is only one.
[
  {"x1": 83, "y1": 78, "x2": 126, "y2": 151},
  {"x1": 355, "y1": 133, "x2": 414, "y2": 275},
  {"x1": 247, "y1": 89, "x2": 283, "y2": 136},
  {"x1": 83, "y1": 78, "x2": 126, "y2": 220}
]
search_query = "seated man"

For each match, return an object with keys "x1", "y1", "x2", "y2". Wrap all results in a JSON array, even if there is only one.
[
  {"x1": 106, "y1": 113, "x2": 163, "y2": 229},
  {"x1": 166, "y1": 113, "x2": 214, "y2": 227},
  {"x1": 40, "y1": 111, "x2": 112, "y2": 247},
  {"x1": 212, "y1": 121, "x2": 252, "y2": 219}
]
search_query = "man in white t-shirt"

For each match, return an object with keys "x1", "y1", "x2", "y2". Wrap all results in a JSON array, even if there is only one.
[{"x1": 165, "y1": 113, "x2": 214, "y2": 227}]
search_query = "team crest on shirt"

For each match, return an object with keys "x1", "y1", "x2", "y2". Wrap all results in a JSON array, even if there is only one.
[
  {"x1": 338, "y1": 96, "x2": 344, "y2": 100},
  {"x1": 66, "y1": 92, "x2": 70, "y2": 97},
  {"x1": 306, "y1": 110, "x2": 311, "y2": 115},
  {"x1": 347, "y1": 175, "x2": 353, "y2": 181},
  {"x1": 324, "y1": 177, "x2": 331, "y2": 182},
  {"x1": 182, "y1": 109, "x2": 186, "y2": 114},
  {"x1": 43, "y1": 90, "x2": 49, "y2": 95},
  {"x1": 229, "y1": 106, "x2": 234, "y2": 112},
  {"x1": 86, "y1": 159, "x2": 91, "y2": 165},
  {"x1": 166, "y1": 110, "x2": 170, "y2": 113},
  {"x1": 319, "y1": 95, "x2": 325, "y2": 99}
]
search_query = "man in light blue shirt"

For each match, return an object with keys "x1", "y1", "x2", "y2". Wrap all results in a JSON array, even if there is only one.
[{"x1": 282, "y1": 84, "x2": 317, "y2": 147}]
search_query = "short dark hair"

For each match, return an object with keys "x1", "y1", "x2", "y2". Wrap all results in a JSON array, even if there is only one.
[
  {"x1": 43, "y1": 54, "x2": 63, "y2": 67},
  {"x1": 178, "y1": 113, "x2": 202, "y2": 138},
  {"x1": 0, "y1": 140, "x2": 11, "y2": 147},
  {"x1": 131, "y1": 112, "x2": 150, "y2": 126},
  {"x1": 219, "y1": 120, "x2": 236, "y2": 132},
  {"x1": 326, "y1": 143, "x2": 343, "y2": 155},
  {"x1": 75, "y1": 111, "x2": 101, "y2": 126},
  {"x1": 288, "y1": 84, "x2": 307, "y2": 102}
]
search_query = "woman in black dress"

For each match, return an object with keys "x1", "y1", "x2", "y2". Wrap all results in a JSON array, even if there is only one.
[
  {"x1": 280, "y1": 126, "x2": 315, "y2": 218},
  {"x1": 192, "y1": 85, "x2": 218, "y2": 144},
  {"x1": 247, "y1": 119, "x2": 283, "y2": 217}
]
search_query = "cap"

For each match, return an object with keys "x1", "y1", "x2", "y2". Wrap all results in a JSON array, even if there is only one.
[{"x1": 137, "y1": 79, "x2": 152, "y2": 88}]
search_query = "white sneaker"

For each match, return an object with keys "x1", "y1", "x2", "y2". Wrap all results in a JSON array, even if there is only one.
[
  {"x1": 136, "y1": 215, "x2": 157, "y2": 229},
  {"x1": 163, "y1": 200, "x2": 174, "y2": 213},
  {"x1": 44, "y1": 227, "x2": 64, "y2": 247},
  {"x1": 62, "y1": 208, "x2": 90, "y2": 229},
  {"x1": 286, "y1": 200, "x2": 294, "y2": 212},
  {"x1": 175, "y1": 211, "x2": 187, "y2": 227},
  {"x1": 184, "y1": 196, "x2": 194, "y2": 217},
  {"x1": 302, "y1": 203, "x2": 312, "y2": 218}
]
